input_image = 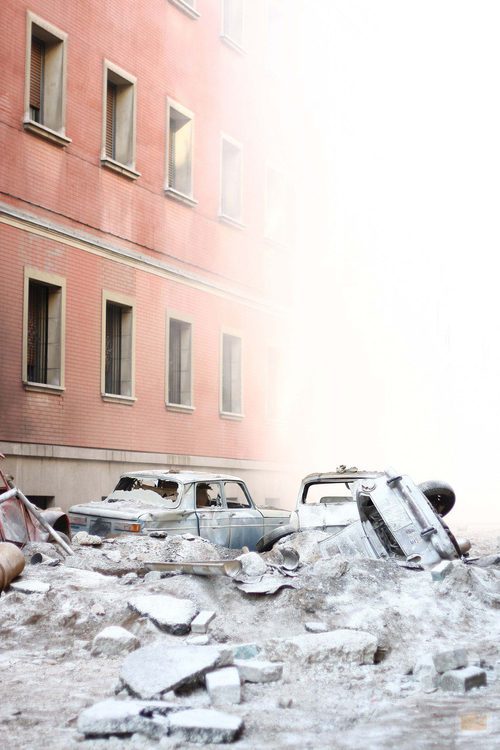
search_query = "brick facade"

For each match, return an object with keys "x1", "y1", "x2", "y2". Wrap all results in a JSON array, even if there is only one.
[{"x1": 0, "y1": 0, "x2": 298, "y2": 509}]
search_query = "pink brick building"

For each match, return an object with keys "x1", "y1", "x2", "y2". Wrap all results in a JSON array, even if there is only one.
[{"x1": 0, "y1": 0, "x2": 297, "y2": 510}]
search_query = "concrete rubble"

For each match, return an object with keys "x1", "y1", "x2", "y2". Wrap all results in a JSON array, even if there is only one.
[{"x1": 0, "y1": 528, "x2": 499, "y2": 748}]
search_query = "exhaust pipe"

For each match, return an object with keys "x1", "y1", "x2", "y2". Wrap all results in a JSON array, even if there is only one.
[{"x1": 0, "y1": 542, "x2": 26, "y2": 592}]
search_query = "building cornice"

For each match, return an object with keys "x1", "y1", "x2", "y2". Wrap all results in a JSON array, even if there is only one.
[{"x1": 0, "y1": 201, "x2": 287, "y2": 315}]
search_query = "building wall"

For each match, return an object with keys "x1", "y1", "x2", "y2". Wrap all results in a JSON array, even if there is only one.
[{"x1": 0, "y1": 0, "x2": 298, "y2": 511}]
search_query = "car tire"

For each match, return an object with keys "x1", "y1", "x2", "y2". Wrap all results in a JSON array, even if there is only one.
[
  {"x1": 256, "y1": 524, "x2": 295, "y2": 553},
  {"x1": 418, "y1": 480, "x2": 455, "y2": 517}
]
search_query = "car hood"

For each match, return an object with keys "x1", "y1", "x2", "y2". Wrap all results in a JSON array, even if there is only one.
[{"x1": 69, "y1": 490, "x2": 179, "y2": 520}]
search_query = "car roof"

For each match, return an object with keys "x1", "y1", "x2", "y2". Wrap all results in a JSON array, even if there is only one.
[
  {"x1": 301, "y1": 470, "x2": 382, "y2": 483},
  {"x1": 118, "y1": 470, "x2": 243, "y2": 483}
]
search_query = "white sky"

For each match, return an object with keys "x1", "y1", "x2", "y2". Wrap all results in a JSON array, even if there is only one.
[{"x1": 290, "y1": 1, "x2": 500, "y2": 525}]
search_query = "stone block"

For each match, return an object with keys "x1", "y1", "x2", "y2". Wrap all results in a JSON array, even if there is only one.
[
  {"x1": 188, "y1": 635, "x2": 210, "y2": 646},
  {"x1": 91, "y1": 626, "x2": 139, "y2": 657},
  {"x1": 413, "y1": 654, "x2": 439, "y2": 691},
  {"x1": 77, "y1": 698, "x2": 173, "y2": 739},
  {"x1": 191, "y1": 610, "x2": 216, "y2": 634},
  {"x1": 234, "y1": 659, "x2": 283, "y2": 683},
  {"x1": 439, "y1": 666, "x2": 487, "y2": 693},
  {"x1": 236, "y1": 552, "x2": 267, "y2": 577},
  {"x1": 169, "y1": 708, "x2": 243, "y2": 744},
  {"x1": 267, "y1": 629, "x2": 378, "y2": 666},
  {"x1": 128, "y1": 594, "x2": 198, "y2": 634},
  {"x1": 206, "y1": 667, "x2": 241, "y2": 705},
  {"x1": 432, "y1": 648, "x2": 467, "y2": 673},
  {"x1": 9, "y1": 579, "x2": 50, "y2": 594},
  {"x1": 431, "y1": 560, "x2": 453, "y2": 582}
]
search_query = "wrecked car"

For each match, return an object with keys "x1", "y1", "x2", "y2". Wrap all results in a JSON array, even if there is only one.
[{"x1": 68, "y1": 471, "x2": 290, "y2": 550}]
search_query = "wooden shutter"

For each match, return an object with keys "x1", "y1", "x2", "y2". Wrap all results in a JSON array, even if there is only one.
[
  {"x1": 30, "y1": 37, "x2": 44, "y2": 117},
  {"x1": 106, "y1": 82, "x2": 116, "y2": 159}
]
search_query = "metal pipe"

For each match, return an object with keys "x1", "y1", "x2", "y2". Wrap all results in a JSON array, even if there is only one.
[{"x1": 0, "y1": 542, "x2": 26, "y2": 592}]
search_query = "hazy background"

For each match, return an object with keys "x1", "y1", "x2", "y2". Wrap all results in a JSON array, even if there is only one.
[{"x1": 288, "y1": 1, "x2": 500, "y2": 525}]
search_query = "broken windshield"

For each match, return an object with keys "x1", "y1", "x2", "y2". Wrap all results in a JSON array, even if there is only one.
[{"x1": 108, "y1": 477, "x2": 181, "y2": 507}]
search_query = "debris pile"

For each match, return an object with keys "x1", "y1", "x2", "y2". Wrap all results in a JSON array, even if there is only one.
[{"x1": 0, "y1": 527, "x2": 499, "y2": 749}]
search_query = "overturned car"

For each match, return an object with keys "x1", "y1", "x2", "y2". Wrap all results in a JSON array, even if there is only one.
[
  {"x1": 258, "y1": 466, "x2": 469, "y2": 567},
  {"x1": 69, "y1": 471, "x2": 290, "y2": 551}
]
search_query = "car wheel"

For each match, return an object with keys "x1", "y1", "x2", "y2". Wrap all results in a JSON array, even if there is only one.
[
  {"x1": 256, "y1": 524, "x2": 295, "y2": 553},
  {"x1": 418, "y1": 480, "x2": 455, "y2": 517}
]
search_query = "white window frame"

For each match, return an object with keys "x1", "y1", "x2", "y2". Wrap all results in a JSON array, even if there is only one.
[
  {"x1": 219, "y1": 133, "x2": 244, "y2": 228},
  {"x1": 22, "y1": 267, "x2": 66, "y2": 393},
  {"x1": 101, "y1": 290, "x2": 136, "y2": 403},
  {"x1": 166, "y1": 311, "x2": 194, "y2": 411},
  {"x1": 165, "y1": 98, "x2": 197, "y2": 206},
  {"x1": 168, "y1": 0, "x2": 200, "y2": 20},
  {"x1": 23, "y1": 12, "x2": 71, "y2": 146},
  {"x1": 220, "y1": 0, "x2": 245, "y2": 52},
  {"x1": 220, "y1": 330, "x2": 243, "y2": 418},
  {"x1": 101, "y1": 60, "x2": 140, "y2": 180}
]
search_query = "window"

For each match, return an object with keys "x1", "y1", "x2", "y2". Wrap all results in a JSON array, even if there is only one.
[
  {"x1": 265, "y1": 167, "x2": 288, "y2": 244},
  {"x1": 220, "y1": 136, "x2": 243, "y2": 224},
  {"x1": 221, "y1": 333, "x2": 242, "y2": 415},
  {"x1": 222, "y1": 0, "x2": 244, "y2": 49},
  {"x1": 101, "y1": 292, "x2": 135, "y2": 401},
  {"x1": 24, "y1": 13, "x2": 70, "y2": 145},
  {"x1": 101, "y1": 61, "x2": 139, "y2": 179},
  {"x1": 166, "y1": 100, "x2": 195, "y2": 203},
  {"x1": 223, "y1": 481, "x2": 251, "y2": 508},
  {"x1": 196, "y1": 482, "x2": 223, "y2": 508},
  {"x1": 167, "y1": 316, "x2": 193, "y2": 408},
  {"x1": 168, "y1": 0, "x2": 200, "y2": 19},
  {"x1": 23, "y1": 269, "x2": 66, "y2": 390}
]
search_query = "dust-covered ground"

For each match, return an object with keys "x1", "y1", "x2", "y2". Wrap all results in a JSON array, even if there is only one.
[{"x1": 1, "y1": 528, "x2": 500, "y2": 750}]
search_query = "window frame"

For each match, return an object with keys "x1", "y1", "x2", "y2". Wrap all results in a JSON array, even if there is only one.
[
  {"x1": 165, "y1": 310, "x2": 195, "y2": 412},
  {"x1": 165, "y1": 98, "x2": 197, "y2": 206},
  {"x1": 219, "y1": 133, "x2": 244, "y2": 228},
  {"x1": 22, "y1": 267, "x2": 66, "y2": 393},
  {"x1": 23, "y1": 12, "x2": 71, "y2": 146},
  {"x1": 101, "y1": 60, "x2": 140, "y2": 180},
  {"x1": 168, "y1": 0, "x2": 200, "y2": 20},
  {"x1": 220, "y1": 329, "x2": 244, "y2": 419},
  {"x1": 101, "y1": 290, "x2": 137, "y2": 404},
  {"x1": 220, "y1": 0, "x2": 245, "y2": 52}
]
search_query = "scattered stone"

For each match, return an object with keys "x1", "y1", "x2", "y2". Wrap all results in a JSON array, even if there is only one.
[
  {"x1": 304, "y1": 621, "x2": 328, "y2": 634},
  {"x1": 90, "y1": 603, "x2": 105, "y2": 616},
  {"x1": 77, "y1": 698, "x2": 174, "y2": 739},
  {"x1": 267, "y1": 630, "x2": 378, "y2": 666},
  {"x1": 431, "y1": 560, "x2": 453, "y2": 582},
  {"x1": 236, "y1": 552, "x2": 267, "y2": 578},
  {"x1": 182, "y1": 533, "x2": 197, "y2": 540},
  {"x1": 206, "y1": 667, "x2": 241, "y2": 705},
  {"x1": 128, "y1": 594, "x2": 198, "y2": 634},
  {"x1": 413, "y1": 655, "x2": 439, "y2": 692},
  {"x1": 9, "y1": 579, "x2": 50, "y2": 594},
  {"x1": 432, "y1": 648, "x2": 468, "y2": 673},
  {"x1": 72, "y1": 531, "x2": 102, "y2": 546},
  {"x1": 234, "y1": 659, "x2": 283, "y2": 683},
  {"x1": 119, "y1": 572, "x2": 138, "y2": 585},
  {"x1": 92, "y1": 626, "x2": 140, "y2": 656},
  {"x1": 278, "y1": 697, "x2": 293, "y2": 708},
  {"x1": 169, "y1": 708, "x2": 243, "y2": 744},
  {"x1": 120, "y1": 644, "x2": 232, "y2": 699},
  {"x1": 144, "y1": 571, "x2": 162, "y2": 583},
  {"x1": 191, "y1": 610, "x2": 216, "y2": 634},
  {"x1": 439, "y1": 666, "x2": 487, "y2": 693},
  {"x1": 231, "y1": 643, "x2": 262, "y2": 660},
  {"x1": 188, "y1": 635, "x2": 210, "y2": 646},
  {"x1": 106, "y1": 550, "x2": 122, "y2": 563}
]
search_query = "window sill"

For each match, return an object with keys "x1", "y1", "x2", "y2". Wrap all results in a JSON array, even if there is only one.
[
  {"x1": 102, "y1": 393, "x2": 137, "y2": 405},
  {"x1": 220, "y1": 411, "x2": 244, "y2": 421},
  {"x1": 220, "y1": 35, "x2": 245, "y2": 55},
  {"x1": 23, "y1": 381, "x2": 65, "y2": 395},
  {"x1": 165, "y1": 187, "x2": 198, "y2": 207},
  {"x1": 166, "y1": 402, "x2": 195, "y2": 413},
  {"x1": 218, "y1": 213, "x2": 245, "y2": 231},
  {"x1": 23, "y1": 119, "x2": 72, "y2": 147},
  {"x1": 168, "y1": 0, "x2": 200, "y2": 19},
  {"x1": 101, "y1": 157, "x2": 141, "y2": 180}
]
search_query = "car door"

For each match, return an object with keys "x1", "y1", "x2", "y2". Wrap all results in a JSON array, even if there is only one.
[
  {"x1": 223, "y1": 481, "x2": 264, "y2": 550},
  {"x1": 194, "y1": 481, "x2": 231, "y2": 547}
]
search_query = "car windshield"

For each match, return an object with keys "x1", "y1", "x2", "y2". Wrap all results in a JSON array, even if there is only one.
[
  {"x1": 303, "y1": 481, "x2": 355, "y2": 504},
  {"x1": 110, "y1": 477, "x2": 180, "y2": 506}
]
